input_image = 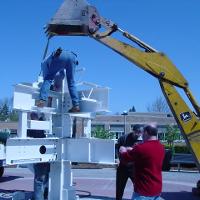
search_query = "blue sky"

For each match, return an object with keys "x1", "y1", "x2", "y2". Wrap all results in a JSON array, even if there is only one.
[{"x1": 0, "y1": 0, "x2": 200, "y2": 113}]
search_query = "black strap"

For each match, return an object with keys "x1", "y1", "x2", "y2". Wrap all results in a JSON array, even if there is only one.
[
  {"x1": 43, "y1": 36, "x2": 52, "y2": 60},
  {"x1": 39, "y1": 36, "x2": 52, "y2": 76},
  {"x1": 71, "y1": 51, "x2": 77, "y2": 57}
]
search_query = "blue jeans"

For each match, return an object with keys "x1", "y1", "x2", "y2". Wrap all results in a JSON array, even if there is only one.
[
  {"x1": 132, "y1": 192, "x2": 162, "y2": 200},
  {"x1": 34, "y1": 163, "x2": 50, "y2": 200},
  {"x1": 39, "y1": 50, "x2": 79, "y2": 107}
]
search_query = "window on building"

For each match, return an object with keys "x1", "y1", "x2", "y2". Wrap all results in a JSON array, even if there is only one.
[
  {"x1": 10, "y1": 129, "x2": 17, "y2": 135},
  {"x1": 109, "y1": 125, "x2": 124, "y2": 139},
  {"x1": 91, "y1": 124, "x2": 105, "y2": 131},
  {"x1": 158, "y1": 124, "x2": 182, "y2": 141}
]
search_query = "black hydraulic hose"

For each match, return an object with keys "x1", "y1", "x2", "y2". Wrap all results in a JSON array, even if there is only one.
[{"x1": 39, "y1": 36, "x2": 52, "y2": 76}]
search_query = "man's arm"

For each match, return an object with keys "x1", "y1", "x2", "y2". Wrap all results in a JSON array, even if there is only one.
[
  {"x1": 115, "y1": 136, "x2": 125, "y2": 158},
  {"x1": 41, "y1": 54, "x2": 52, "y2": 78},
  {"x1": 119, "y1": 145, "x2": 138, "y2": 163}
]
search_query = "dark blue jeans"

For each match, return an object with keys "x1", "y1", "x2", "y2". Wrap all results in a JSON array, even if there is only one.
[
  {"x1": 34, "y1": 163, "x2": 50, "y2": 200},
  {"x1": 40, "y1": 50, "x2": 79, "y2": 107},
  {"x1": 132, "y1": 193, "x2": 162, "y2": 200}
]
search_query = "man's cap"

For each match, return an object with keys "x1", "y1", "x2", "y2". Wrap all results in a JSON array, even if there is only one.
[{"x1": 132, "y1": 124, "x2": 143, "y2": 132}]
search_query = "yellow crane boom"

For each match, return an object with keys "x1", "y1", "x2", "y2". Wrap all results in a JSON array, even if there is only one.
[{"x1": 45, "y1": 0, "x2": 200, "y2": 170}]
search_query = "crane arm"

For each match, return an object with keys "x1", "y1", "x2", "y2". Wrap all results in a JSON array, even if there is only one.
[
  {"x1": 91, "y1": 19, "x2": 200, "y2": 169},
  {"x1": 92, "y1": 22, "x2": 187, "y2": 88},
  {"x1": 46, "y1": 0, "x2": 200, "y2": 169},
  {"x1": 90, "y1": 18, "x2": 200, "y2": 115}
]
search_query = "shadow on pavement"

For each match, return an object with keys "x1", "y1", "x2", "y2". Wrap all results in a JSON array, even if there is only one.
[
  {"x1": 76, "y1": 189, "x2": 91, "y2": 198},
  {"x1": 0, "y1": 189, "x2": 23, "y2": 193},
  {"x1": 80, "y1": 196, "x2": 128, "y2": 200},
  {"x1": 80, "y1": 197, "x2": 114, "y2": 200},
  {"x1": 162, "y1": 191, "x2": 199, "y2": 200},
  {"x1": 0, "y1": 190, "x2": 33, "y2": 199},
  {"x1": 0, "y1": 176, "x2": 23, "y2": 183}
]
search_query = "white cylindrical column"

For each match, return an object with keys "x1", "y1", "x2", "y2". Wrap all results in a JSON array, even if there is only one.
[
  {"x1": 17, "y1": 111, "x2": 28, "y2": 138},
  {"x1": 61, "y1": 160, "x2": 76, "y2": 200},
  {"x1": 83, "y1": 119, "x2": 92, "y2": 138}
]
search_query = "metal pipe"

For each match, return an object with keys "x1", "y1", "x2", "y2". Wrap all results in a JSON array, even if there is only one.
[{"x1": 118, "y1": 28, "x2": 158, "y2": 53}]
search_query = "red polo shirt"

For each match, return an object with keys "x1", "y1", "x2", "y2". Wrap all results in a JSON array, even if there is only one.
[{"x1": 121, "y1": 140, "x2": 165, "y2": 196}]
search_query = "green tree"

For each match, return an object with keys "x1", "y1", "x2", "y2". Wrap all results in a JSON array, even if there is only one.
[
  {"x1": 165, "y1": 125, "x2": 180, "y2": 153},
  {"x1": 92, "y1": 127, "x2": 114, "y2": 139},
  {"x1": 0, "y1": 103, "x2": 9, "y2": 121},
  {"x1": 129, "y1": 106, "x2": 136, "y2": 112},
  {"x1": 0, "y1": 97, "x2": 18, "y2": 122},
  {"x1": 9, "y1": 110, "x2": 18, "y2": 121}
]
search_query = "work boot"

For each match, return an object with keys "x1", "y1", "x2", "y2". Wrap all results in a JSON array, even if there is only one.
[
  {"x1": 68, "y1": 106, "x2": 80, "y2": 113},
  {"x1": 36, "y1": 99, "x2": 46, "y2": 107}
]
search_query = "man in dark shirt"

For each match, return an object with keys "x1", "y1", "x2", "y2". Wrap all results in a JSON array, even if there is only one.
[
  {"x1": 120, "y1": 125, "x2": 165, "y2": 200},
  {"x1": 115, "y1": 124, "x2": 143, "y2": 200}
]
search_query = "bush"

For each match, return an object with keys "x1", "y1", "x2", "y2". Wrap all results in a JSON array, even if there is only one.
[
  {"x1": 164, "y1": 144, "x2": 190, "y2": 154},
  {"x1": 91, "y1": 127, "x2": 114, "y2": 139},
  {"x1": 174, "y1": 145, "x2": 190, "y2": 154},
  {"x1": 164, "y1": 144, "x2": 171, "y2": 149},
  {"x1": 0, "y1": 129, "x2": 10, "y2": 144}
]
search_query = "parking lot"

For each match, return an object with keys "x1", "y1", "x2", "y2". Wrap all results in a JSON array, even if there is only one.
[{"x1": 0, "y1": 167, "x2": 199, "y2": 200}]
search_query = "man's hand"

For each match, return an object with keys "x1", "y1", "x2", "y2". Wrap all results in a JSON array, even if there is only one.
[
  {"x1": 119, "y1": 146, "x2": 127, "y2": 153},
  {"x1": 126, "y1": 147, "x2": 133, "y2": 151}
]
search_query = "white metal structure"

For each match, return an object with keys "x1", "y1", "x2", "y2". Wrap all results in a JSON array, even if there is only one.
[{"x1": 4, "y1": 77, "x2": 115, "y2": 200}]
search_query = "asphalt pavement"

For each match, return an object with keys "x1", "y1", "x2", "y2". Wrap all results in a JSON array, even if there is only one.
[{"x1": 0, "y1": 167, "x2": 199, "y2": 200}]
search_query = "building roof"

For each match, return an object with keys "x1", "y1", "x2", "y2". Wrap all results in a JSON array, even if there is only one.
[
  {"x1": 92, "y1": 112, "x2": 175, "y2": 125},
  {"x1": 0, "y1": 122, "x2": 18, "y2": 130}
]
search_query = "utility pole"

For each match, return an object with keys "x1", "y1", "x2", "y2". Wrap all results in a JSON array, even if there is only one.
[{"x1": 122, "y1": 111, "x2": 128, "y2": 135}]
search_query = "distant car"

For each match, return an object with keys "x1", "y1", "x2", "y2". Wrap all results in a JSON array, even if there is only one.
[{"x1": 0, "y1": 166, "x2": 4, "y2": 177}]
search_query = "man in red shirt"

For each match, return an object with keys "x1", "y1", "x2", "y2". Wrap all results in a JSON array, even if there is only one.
[
  {"x1": 119, "y1": 125, "x2": 165, "y2": 200},
  {"x1": 115, "y1": 124, "x2": 143, "y2": 200}
]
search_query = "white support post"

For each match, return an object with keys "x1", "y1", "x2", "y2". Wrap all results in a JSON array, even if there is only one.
[
  {"x1": 48, "y1": 77, "x2": 77, "y2": 200},
  {"x1": 62, "y1": 114, "x2": 73, "y2": 138},
  {"x1": 48, "y1": 162, "x2": 62, "y2": 200},
  {"x1": 45, "y1": 113, "x2": 53, "y2": 136},
  {"x1": 17, "y1": 111, "x2": 28, "y2": 138},
  {"x1": 48, "y1": 160, "x2": 76, "y2": 200},
  {"x1": 62, "y1": 160, "x2": 76, "y2": 199},
  {"x1": 83, "y1": 119, "x2": 92, "y2": 138}
]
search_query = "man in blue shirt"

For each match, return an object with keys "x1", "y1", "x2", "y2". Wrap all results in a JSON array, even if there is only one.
[{"x1": 37, "y1": 48, "x2": 80, "y2": 112}]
